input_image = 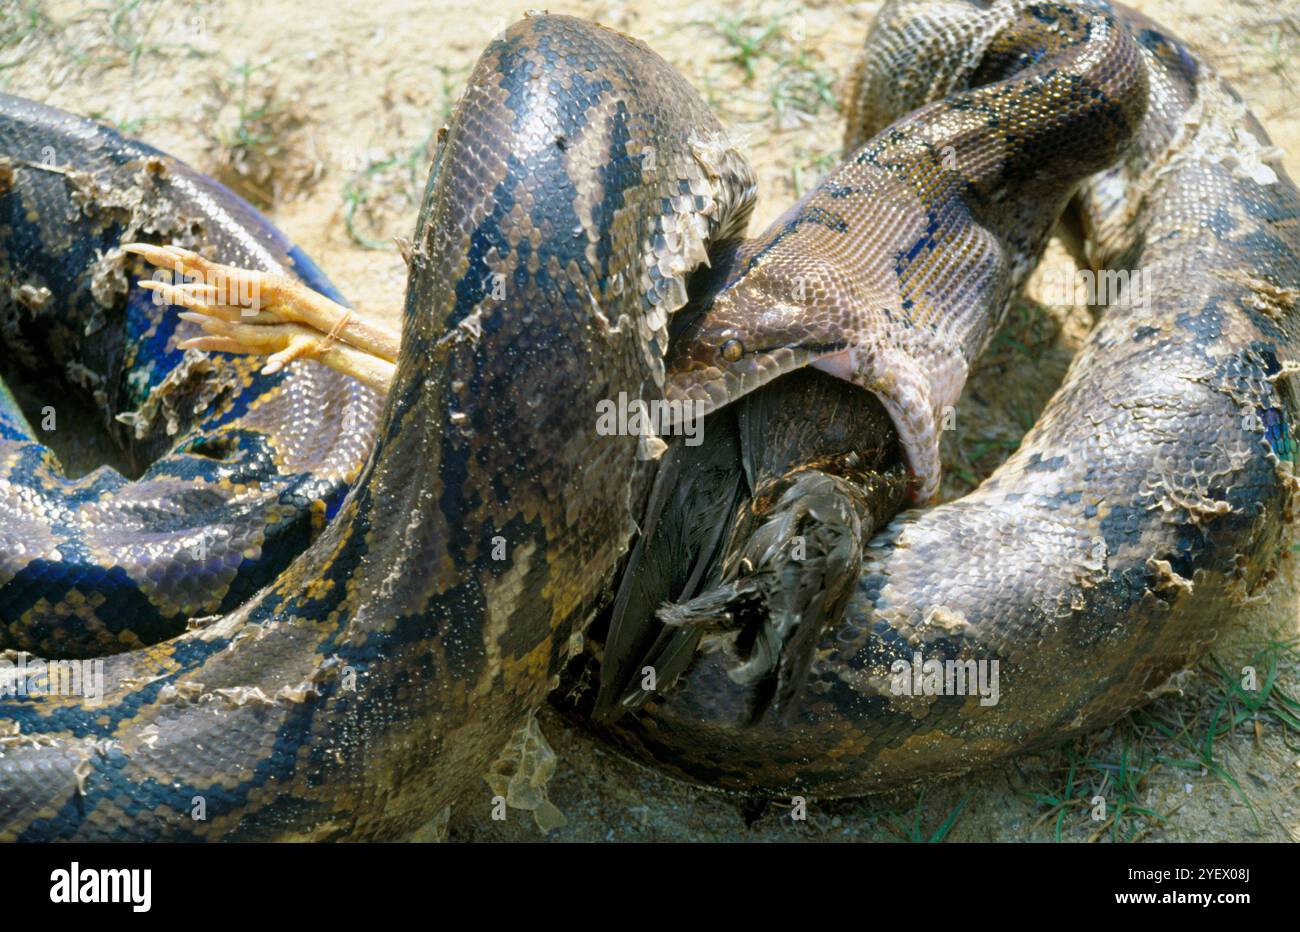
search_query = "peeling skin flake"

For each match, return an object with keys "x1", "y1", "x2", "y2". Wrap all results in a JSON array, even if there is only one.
[
  {"x1": 66, "y1": 157, "x2": 205, "y2": 314},
  {"x1": 158, "y1": 680, "x2": 206, "y2": 703},
  {"x1": 485, "y1": 716, "x2": 567, "y2": 832},
  {"x1": 208, "y1": 686, "x2": 274, "y2": 707},
  {"x1": 115, "y1": 348, "x2": 239, "y2": 439},
  {"x1": 1147, "y1": 557, "x2": 1195, "y2": 594}
]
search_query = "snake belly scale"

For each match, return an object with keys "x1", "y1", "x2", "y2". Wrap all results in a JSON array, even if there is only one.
[{"x1": 0, "y1": 0, "x2": 1295, "y2": 838}]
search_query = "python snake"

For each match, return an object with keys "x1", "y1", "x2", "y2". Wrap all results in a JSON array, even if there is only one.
[{"x1": 0, "y1": 0, "x2": 1296, "y2": 838}]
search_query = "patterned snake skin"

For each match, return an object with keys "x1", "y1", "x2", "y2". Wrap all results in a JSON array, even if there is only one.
[
  {"x1": 0, "y1": 0, "x2": 1295, "y2": 837},
  {"x1": 584, "y1": 0, "x2": 1300, "y2": 796},
  {"x1": 663, "y1": 0, "x2": 1148, "y2": 504},
  {"x1": 0, "y1": 98, "x2": 381, "y2": 661},
  {"x1": 0, "y1": 12, "x2": 752, "y2": 840}
]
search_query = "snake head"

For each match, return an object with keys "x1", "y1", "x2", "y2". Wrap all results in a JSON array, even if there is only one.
[
  {"x1": 664, "y1": 256, "x2": 854, "y2": 418},
  {"x1": 665, "y1": 252, "x2": 948, "y2": 503}
]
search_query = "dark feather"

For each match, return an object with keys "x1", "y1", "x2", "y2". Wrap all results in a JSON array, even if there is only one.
[{"x1": 597, "y1": 368, "x2": 908, "y2": 725}]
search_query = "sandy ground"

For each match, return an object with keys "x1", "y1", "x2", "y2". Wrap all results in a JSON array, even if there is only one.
[{"x1": 3, "y1": 0, "x2": 1298, "y2": 841}]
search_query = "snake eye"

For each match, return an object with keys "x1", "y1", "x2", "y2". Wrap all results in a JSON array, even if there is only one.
[{"x1": 720, "y1": 338, "x2": 744, "y2": 362}]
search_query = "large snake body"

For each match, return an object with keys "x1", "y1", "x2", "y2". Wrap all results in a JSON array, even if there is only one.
[
  {"x1": 0, "y1": 17, "x2": 753, "y2": 840},
  {"x1": 585, "y1": 0, "x2": 1300, "y2": 796},
  {"x1": 0, "y1": 0, "x2": 1295, "y2": 837}
]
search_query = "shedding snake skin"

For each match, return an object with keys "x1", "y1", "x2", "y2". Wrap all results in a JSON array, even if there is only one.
[
  {"x1": 0, "y1": 14, "x2": 752, "y2": 840},
  {"x1": 0, "y1": 99, "x2": 381, "y2": 661},
  {"x1": 0, "y1": 0, "x2": 1295, "y2": 837}
]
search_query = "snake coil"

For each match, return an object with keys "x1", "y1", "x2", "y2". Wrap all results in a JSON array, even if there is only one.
[{"x1": 0, "y1": 0, "x2": 1295, "y2": 838}]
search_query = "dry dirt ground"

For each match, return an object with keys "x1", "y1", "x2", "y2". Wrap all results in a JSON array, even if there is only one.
[{"x1": 2, "y1": 0, "x2": 1299, "y2": 842}]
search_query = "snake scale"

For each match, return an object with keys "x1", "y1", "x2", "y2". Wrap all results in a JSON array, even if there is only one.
[{"x1": 0, "y1": 0, "x2": 1296, "y2": 839}]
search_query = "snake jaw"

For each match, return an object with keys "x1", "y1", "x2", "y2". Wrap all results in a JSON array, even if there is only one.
[
  {"x1": 663, "y1": 248, "x2": 952, "y2": 501},
  {"x1": 663, "y1": 342, "x2": 810, "y2": 421},
  {"x1": 667, "y1": 328, "x2": 945, "y2": 504}
]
